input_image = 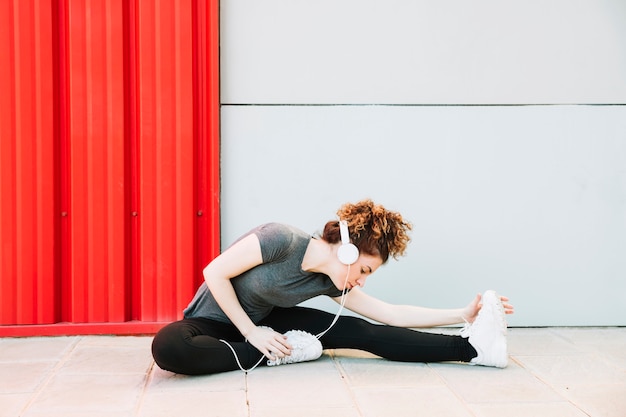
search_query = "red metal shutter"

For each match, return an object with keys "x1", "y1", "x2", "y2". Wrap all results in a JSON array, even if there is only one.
[
  {"x1": 0, "y1": 0, "x2": 57, "y2": 326},
  {"x1": 0, "y1": 0, "x2": 220, "y2": 336}
]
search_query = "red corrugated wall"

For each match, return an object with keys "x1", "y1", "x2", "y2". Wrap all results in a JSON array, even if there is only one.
[{"x1": 0, "y1": 0, "x2": 220, "y2": 336}]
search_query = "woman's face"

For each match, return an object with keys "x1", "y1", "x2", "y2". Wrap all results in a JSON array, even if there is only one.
[{"x1": 336, "y1": 253, "x2": 383, "y2": 291}]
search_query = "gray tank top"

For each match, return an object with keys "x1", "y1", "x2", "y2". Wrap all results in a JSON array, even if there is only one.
[{"x1": 183, "y1": 223, "x2": 343, "y2": 323}]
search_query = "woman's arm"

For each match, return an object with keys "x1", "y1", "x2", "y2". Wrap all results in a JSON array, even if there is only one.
[
  {"x1": 203, "y1": 233, "x2": 291, "y2": 360},
  {"x1": 337, "y1": 288, "x2": 511, "y2": 328}
]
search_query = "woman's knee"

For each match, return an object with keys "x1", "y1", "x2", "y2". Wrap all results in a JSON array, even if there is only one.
[
  {"x1": 151, "y1": 320, "x2": 239, "y2": 375},
  {"x1": 151, "y1": 322, "x2": 193, "y2": 373}
]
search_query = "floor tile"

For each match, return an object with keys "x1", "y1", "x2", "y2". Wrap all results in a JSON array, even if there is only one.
[
  {"x1": 250, "y1": 406, "x2": 361, "y2": 417},
  {"x1": 78, "y1": 336, "x2": 154, "y2": 349},
  {"x1": 335, "y1": 356, "x2": 443, "y2": 387},
  {"x1": 26, "y1": 373, "x2": 146, "y2": 414},
  {"x1": 147, "y1": 366, "x2": 246, "y2": 392},
  {"x1": 551, "y1": 327, "x2": 626, "y2": 370},
  {"x1": 58, "y1": 345, "x2": 153, "y2": 375},
  {"x1": 429, "y1": 361, "x2": 563, "y2": 404},
  {"x1": 599, "y1": 346, "x2": 626, "y2": 370},
  {"x1": 0, "y1": 337, "x2": 78, "y2": 363},
  {"x1": 247, "y1": 360, "x2": 353, "y2": 409},
  {"x1": 0, "y1": 393, "x2": 32, "y2": 417},
  {"x1": 353, "y1": 386, "x2": 472, "y2": 417},
  {"x1": 558, "y1": 383, "x2": 626, "y2": 417},
  {"x1": 515, "y1": 353, "x2": 626, "y2": 386},
  {"x1": 507, "y1": 328, "x2": 581, "y2": 356},
  {"x1": 552, "y1": 327, "x2": 626, "y2": 350},
  {"x1": 0, "y1": 362, "x2": 54, "y2": 393},
  {"x1": 22, "y1": 411, "x2": 135, "y2": 417},
  {"x1": 139, "y1": 390, "x2": 248, "y2": 417},
  {"x1": 469, "y1": 402, "x2": 590, "y2": 417}
]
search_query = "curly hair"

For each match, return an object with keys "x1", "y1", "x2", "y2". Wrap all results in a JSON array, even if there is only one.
[{"x1": 321, "y1": 199, "x2": 412, "y2": 264}]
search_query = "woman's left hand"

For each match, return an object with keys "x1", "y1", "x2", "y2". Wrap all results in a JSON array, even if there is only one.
[{"x1": 462, "y1": 293, "x2": 515, "y2": 323}]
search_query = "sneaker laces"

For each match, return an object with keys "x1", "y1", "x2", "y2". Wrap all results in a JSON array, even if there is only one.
[
  {"x1": 459, "y1": 292, "x2": 508, "y2": 339},
  {"x1": 266, "y1": 330, "x2": 322, "y2": 366}
]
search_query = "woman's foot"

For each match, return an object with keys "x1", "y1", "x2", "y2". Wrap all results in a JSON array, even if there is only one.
[
  {"x1": 461, "y1": 290, "x2": 508, "y2": 368},
  {"x1": 267, "y1": 330, "x2": 323, "y2": 366}
]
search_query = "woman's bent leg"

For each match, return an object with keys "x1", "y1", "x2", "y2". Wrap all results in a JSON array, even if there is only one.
[
  {"x1": 260, "y1": 307, "x2": 476, "y2": 363},
  {"x1": 151, "y1": 318, "x2": 264, "y2": 375}
]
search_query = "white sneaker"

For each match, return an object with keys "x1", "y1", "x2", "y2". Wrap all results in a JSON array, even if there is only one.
[
  {"x1": 267, "y1": 330, "x2": 323, "y2": 366},
  {"x1": 460, "y1": 290, "x2": 508, "y2": 368}
]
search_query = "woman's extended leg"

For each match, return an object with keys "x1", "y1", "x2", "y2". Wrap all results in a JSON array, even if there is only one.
[
  {"x1": 260, "y1": 306, "x2": 477, "y2": 363},
  {"x1": 151, "y1": 318, "x2": 265, "y2": 375}
]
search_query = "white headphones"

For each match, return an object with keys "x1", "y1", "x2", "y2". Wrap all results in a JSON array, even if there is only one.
[{"x1": 337, "y1": 220, "x2": 359, "y2": 265}]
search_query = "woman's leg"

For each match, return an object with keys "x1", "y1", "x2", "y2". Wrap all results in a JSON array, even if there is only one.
[
  {"x1": 260, "y1": 306, "x2": 477, "y2": 363},
  {"x1": 151, "y1": 318, "x2": 265, "y2": 375}
]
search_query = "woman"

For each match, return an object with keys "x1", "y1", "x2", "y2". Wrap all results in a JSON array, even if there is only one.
[{"x1": 152, "y1": 199, "x2": 514, "y2": 375}]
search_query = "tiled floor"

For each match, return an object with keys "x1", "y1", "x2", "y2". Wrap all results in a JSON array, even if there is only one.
[{"x1": 1, "y1": 327, "x2": 625, "y2": 417}]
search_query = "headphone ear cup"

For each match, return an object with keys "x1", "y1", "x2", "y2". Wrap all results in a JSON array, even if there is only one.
[
  {"x1": 337, "y1": 242, "x2": 359, "y2": 265},
  {"x1": 338, "y1": 220, "x2": 359, "y2": 265}
]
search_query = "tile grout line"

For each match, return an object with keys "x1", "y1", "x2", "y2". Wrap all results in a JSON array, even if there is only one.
[
  {"x1": 510, "y1": 355, "x2": 593, "y2": 417},
  {"x1": 329, "y1": 350, "x2": 365, "y2": 417},
  {"x1": 245, "y1": 372, "x2": 252, "y2": 417},
  {"x1": 426, "y1": 362, "x2": 479, "y2": 417},
  {"x1": 17, "y1": 336, "x2": 83, "y2": 417},
  {"x1": 133, "y1": 360, "x2": 157, "y2": 417}
]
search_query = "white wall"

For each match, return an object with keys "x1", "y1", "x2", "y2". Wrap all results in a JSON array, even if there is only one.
[
  {"x1": 220, "y1": 0, "x2": 626, "y2": 326},
  {"x1": 221, "y1": 0, "x2": 626, "y2": 104}
]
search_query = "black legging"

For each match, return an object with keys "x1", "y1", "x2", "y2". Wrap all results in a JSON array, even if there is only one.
[{"x1": 151, "y1": 306, "x2": 477, "y2": 375}]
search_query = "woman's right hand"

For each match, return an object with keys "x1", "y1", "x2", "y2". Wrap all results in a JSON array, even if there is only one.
[{"x1": 245, "y1": 326, "x2": 292, "y2": 361}]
